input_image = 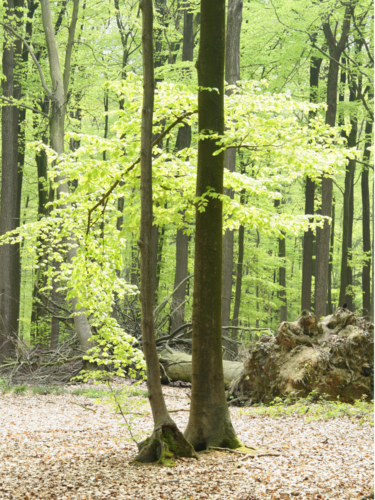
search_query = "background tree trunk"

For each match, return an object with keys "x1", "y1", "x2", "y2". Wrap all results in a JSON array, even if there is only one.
[
  {"x1": 301, "y1": 53, "x2": 322, "y2": 312},
  {"x1": 339, "y1": 84, "x2": 357, "y2": 308},
  {"x1": 0, "y1": 0, "x2": 24, "y2": 359},
  {"x1": 328, "y1": 196, "x2": 335, "y2": 314},
  {"x1": 362, "y1": 120, "x2": 372, "y2": 318},
  {"x1": 222, "y1": 0, "x2": 243, "y2": 328},
  {"x1": 184, "y1": 0, "x2": 241, "y2": 451},
  {"x1": 40, "y1": 0, "x2": 92, "y2": 355},
  {"x1": 315, "y1": 11, "x2": 350, "y2": 318},
  {"x1": 232, "y1": 224, "x2": 244, "y2": 327}
]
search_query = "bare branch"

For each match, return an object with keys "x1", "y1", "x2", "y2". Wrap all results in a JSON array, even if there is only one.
[{"x1": 0, "y1": 21, "x2": 52, "y2": 98}]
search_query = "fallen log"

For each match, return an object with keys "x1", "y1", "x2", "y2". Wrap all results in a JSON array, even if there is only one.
[{"x1": 159, "y1": 347, "x2": 243, "y2": 386}]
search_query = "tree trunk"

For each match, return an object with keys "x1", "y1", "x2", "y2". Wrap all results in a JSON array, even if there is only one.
[
  {"x1": 0, "y1": 0, "x2": 23, "y2": 360},
  {"x1": 184, "y1": 0, "x2": 241, "y2": 451},
  {"x1": 301, "y1": 53, "x2": 322, "y2": 312},
  {"x1": 232, "y1": 224, "x2": 244, "y2": 327},
  {"x1": 346, "y1": 159, "x2": 355, "y2": 311},
  {"x1": 328, "y1": 196, "x2": 335, "y2": 314},
  {"x1": 275, "y1": 199, "x2": 287, "y2": 322},
  {"x1": 170, "y1": 4, "x2": 194, "y2": 333},
  {"x1": 362, "y1": 120, "x2": 372, "y2": 319},
  {"x1": 279, "y1": 235, "x2": 287, "y2": 322},
  {"x1": 339, "y1": 84, "x2": 357, "y2": 308},
  {"x1": 40, "y1": 0, "x2": 92, "y2": 355},
  {"x1": 370, "y1": 169, "x2": 375, "y2": 323},
  {"x1": 222, "y1": 0, "x2": 243, "y2": 328},
  {"x1": 135, "y1": 0, "x2": 196, "y2": 465},
  {"x1": 315, "y1": 11, "x2": 351, "y2": 318}
]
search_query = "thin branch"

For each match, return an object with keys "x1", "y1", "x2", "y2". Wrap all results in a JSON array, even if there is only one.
[
  {"x1": 0, "y1": 22, "x2": 52, "y2": 97},
  {"x1": 0, "y1": 95, "x2": 49, "y2": 117}
]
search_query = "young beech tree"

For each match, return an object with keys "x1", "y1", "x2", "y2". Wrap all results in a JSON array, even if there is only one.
[
  {"x1": 183, "y1": 0, "x2": 242, "y2": 451},
  {"x1": 135, "y1": 0, "x2": 196, "y2": 465}
]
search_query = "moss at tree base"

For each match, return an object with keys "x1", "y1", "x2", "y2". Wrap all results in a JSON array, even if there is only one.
[{"x1": 135, "y1": 424, "x2": 198, "y2": 466}]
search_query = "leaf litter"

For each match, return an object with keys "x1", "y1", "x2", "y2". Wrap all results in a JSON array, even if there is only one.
[{"x1": 0, "y1": 380, "x2": 373, "y2": 500}]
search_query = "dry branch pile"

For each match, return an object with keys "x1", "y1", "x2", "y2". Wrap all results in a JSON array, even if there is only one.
[{"x1": 228, "y1": 308, "x2": 374, "y2": 404}]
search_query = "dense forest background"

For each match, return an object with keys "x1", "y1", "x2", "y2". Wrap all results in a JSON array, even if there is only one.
[{"x1": 0, "y1": 0, "x2": 373, "y2": 360}]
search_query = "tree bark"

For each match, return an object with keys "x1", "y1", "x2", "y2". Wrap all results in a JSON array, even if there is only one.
[
  {"x1": 315, "y1": 9, "x2": 351, "y2": 318},
  {"x1": 370, "y1": 169, "x2": 375, "y2": 323},
  {"x1": 339, "y1": 83, "x2": 357, "y2": 308},
  {"x1": 184, "y1": 0, "x2": 241, "y2": 451},
  {"x1": 362, "y1": 120, "x2": 373, "y2": 319},
  {"x1": 328, "y1": 196, "x2": 335, "y2": 314},
  {"x1": 301, "y1": 53, "x2": 322, "y2": 312},
  {"x1": 222, "y1": 0, "x2": 243, "y2": 328},
  {"x1": 232, "y1": 224, "x2": 244, "y2": 327},
  {"x1": 275, "y1": 199, "x2": 287, "y2": 322},
  {"x1": 135, "y1": 0, "x2": 196, "y2": 464},
  {"x1": 0, "y1": 0, "x2": 24, "y2": 359},
  {"x1": 170, "y1": 0, "x2": 194, "y2": 334},
  {"x1": 40, "y1": 0, "x2": 92, "y2": 355}
]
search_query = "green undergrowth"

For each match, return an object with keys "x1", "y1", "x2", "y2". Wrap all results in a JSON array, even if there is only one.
[
  {"x1": 239, "y1": 392, "x2": 374, "y2": 425},
  {"x1": 70, "y1": 386, "x2": 148, "y2": 399}
]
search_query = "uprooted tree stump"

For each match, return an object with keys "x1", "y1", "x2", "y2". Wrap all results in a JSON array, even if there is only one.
[
  {"x1": 135, "y1": 424, "x2": 198, "y2": 466},
  {"x1": 228, "y1": 308, "x2": 374, "y2": 404}
]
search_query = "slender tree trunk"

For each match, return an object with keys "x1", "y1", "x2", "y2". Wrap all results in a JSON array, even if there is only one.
[
  {"x1": 370, "y1": 169, "x2": 375, "y2": 323},
  {"x1": 184, "y1": 0, "x2": 241, "y2": 451},
  {"x1": 328, "y1": 196, "x2": 335, "y2": 314},
  {"x1": 232, "y1": 224, "x2": 244, "y2": 327},
  {"x1": 278, "y1": 235, "x2": 287, "y2": 322},
  {"x1": 362, "y1": 120, "x2": 372, "y2": 319},
  {"x1": 301, "y1": 53, "x2": 322, "y2": 311},
  {"x1": 315, "y1": 11, "x2": 351, "y2": 318},
  {"x1": 275, "y1": 199, "x2": 287, "y2": 321},
  {"x1": 135, "y1": 0, "x2": 196, "y2": 464},
  {"x1": 170, "y1": 1, "x2": 194, "y2": 334},
  {"x1": 0, "y1": 0, "x2": 24, "y2": 359},
  {"x1": 339, "y1": 85, "x2": 357, "y2": 308},
  {"x1": 222, "y1": 0, "x2": 243, "y2": 328},
  {"x1": 346, "y1": 158, "x2": 355, "y2": 311}
]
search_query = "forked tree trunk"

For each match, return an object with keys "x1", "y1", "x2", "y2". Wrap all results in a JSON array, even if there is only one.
[
  {"x1": 184, "y1": 0, "x2": 241, "y2": 451},
  {"x1": 362, "y1": 120, "x2": 372, "y2": 319},
  {"x1": 0, "y1": 0, "x2": 23, "y2": 360},
  {"x1": 222, "y1": 0, "x2": 243, "y2": 328},
  {"x1": 135, "y1": 0, "x2": 196, "y2": 465},
  {"x1": 40, "y1": 0, "x2": 92, "y2": 355},
  {"x1": 315, "y1": 10, "x2": 351, "y2": 318}
]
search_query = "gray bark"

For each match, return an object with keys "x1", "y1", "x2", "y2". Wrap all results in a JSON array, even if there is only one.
[{"x1": 40, "y1": 0, "x2": 92, "y2": 353}]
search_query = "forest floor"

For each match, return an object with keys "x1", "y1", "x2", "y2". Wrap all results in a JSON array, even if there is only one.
[{"x1": 0, "y1": 379, "x2": 373, "y2": 500}]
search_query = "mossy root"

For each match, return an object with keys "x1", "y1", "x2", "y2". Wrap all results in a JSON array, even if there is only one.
[{"x1": 135, "y1": 424, "x2": 198, "y2": 466}]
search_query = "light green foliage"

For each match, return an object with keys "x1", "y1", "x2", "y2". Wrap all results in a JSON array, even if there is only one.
[{"x1": 1, "y1": 74, "x2": 352, "y2": 360}]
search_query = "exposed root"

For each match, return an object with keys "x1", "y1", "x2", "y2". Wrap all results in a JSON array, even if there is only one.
[{"x1": 134, "y1": 424, "x2": 198, "y2": 466}]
